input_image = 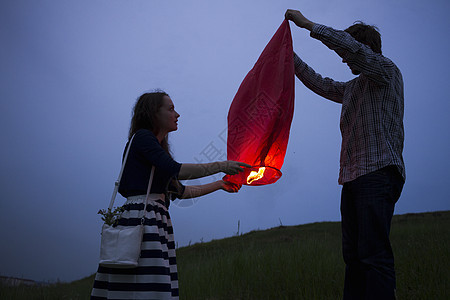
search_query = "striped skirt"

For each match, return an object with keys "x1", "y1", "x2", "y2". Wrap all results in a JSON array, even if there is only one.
[{"x1": 91, "y1": 194, "x2": 179, "y2": 300}]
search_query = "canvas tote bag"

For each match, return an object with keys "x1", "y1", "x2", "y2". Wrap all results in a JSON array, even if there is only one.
[{"x1": 99, "y1": 134, "x2": 155, "y2": 268}]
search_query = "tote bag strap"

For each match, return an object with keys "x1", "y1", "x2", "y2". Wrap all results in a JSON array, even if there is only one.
[
  {"x1": 142, "y1": 166, "x2": 156, "y2": 222},
  {"x1": 108, "y1": 135, "x2": 157, "y2": 213},
  {"x1": 107, "y1": 134, "x2": 136, "y2": 211}
]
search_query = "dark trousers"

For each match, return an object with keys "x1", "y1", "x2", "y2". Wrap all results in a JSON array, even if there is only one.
[{"x1": 341, "y1": 166, "x2": 404, "y2": 300}]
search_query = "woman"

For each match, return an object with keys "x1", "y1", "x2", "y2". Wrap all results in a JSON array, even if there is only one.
[{"x1": 91, "y1": 91, "x2": 249, "y2": 299}]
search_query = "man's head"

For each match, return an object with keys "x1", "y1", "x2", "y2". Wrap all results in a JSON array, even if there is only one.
[
  {"x1": 345, "y1": 22, "x2": 382, "y2": 54},
  {"x1": 342, "y1": 22, "x2": 382, "y2": 75}
]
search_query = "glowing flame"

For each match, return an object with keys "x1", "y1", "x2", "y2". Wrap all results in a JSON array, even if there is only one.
[{"x1": 247, "y1": 167, "x2": 266, "y2": 184}]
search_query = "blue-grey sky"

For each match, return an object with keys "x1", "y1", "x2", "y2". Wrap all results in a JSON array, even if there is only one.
[{"x1": 1, "y1": 0, "x2": 449, "y2": 282}]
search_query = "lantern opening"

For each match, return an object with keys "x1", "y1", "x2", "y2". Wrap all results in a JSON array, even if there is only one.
[
  {"x1": 247, "y1": 167, "x2": 266, "y2": 184},
  {"x1": 224, "y1": 166, "x2": 282, "y2": 186}
]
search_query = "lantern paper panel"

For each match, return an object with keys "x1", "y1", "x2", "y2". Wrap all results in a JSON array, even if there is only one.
[{"x1": 223, "y1": 20, "x2": 294, "y2": 186}]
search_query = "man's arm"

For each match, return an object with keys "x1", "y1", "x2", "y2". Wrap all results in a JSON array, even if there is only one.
[
  {"x1": 285, "y1": 10, "x2": 345, "y2": 103},
  {"x1": 286, "y1": 9, "x2": 395, "y2": 85},
  {"x1": 310, "y1": 25, "x2": 393, "y2": 85},
  {"x1": 294, "y1": 52, "x2": 345, "y2": 104}
]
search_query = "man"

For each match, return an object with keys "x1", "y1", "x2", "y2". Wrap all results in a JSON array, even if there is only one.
[{"x1": 285, "y1": 9, "x2": 405, "y2": 300}]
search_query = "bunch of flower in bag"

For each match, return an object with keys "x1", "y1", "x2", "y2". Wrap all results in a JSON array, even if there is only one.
[{"x1": 98, "y1": 206, "x2": 125, "y2": 226}]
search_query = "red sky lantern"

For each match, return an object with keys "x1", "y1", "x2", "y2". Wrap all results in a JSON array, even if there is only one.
[{"x1": 223, "y1": 20, "x2": 294, "y2": 186}]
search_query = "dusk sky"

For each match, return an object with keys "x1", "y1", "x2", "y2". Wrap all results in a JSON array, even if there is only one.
[{"x1": 1, "y1": 0, "x2": 449, "y2": 282}]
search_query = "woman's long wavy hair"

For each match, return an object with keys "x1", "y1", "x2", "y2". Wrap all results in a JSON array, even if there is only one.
[{"x1": 128, "y1": 91, "x2": 171, "y2": 155}]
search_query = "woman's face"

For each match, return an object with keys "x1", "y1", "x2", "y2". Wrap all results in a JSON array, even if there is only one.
[{"x1": 156, "y1": 96, "x2": 180, "y2": 133}]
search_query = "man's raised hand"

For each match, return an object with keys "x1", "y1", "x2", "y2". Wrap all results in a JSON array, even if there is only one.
[{"x1": 285, "y1": 9, "x2": 314, "y2": 31}]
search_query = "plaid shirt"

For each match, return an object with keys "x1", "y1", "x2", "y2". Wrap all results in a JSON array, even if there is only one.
[{"x1": 294, "y1": 24, "x2": 405, "y2": 184}]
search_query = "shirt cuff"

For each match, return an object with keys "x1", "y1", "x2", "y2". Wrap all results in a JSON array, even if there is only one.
[{"x1": 310, "y1": 23, "x2": 328, "y2": 39}]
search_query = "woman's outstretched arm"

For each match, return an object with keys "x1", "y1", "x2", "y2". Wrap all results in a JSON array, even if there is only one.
[
  {"x1": 178, "y1": 161, "x2": 251, "y2": 180},
  {"x1": 179, "y1": 180, "x2": 241, "y2": 199}
]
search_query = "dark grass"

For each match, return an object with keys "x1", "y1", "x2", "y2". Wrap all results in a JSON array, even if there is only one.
[
  {"x1": 1, "y1": 211, "x2": 448, "y2": 299},
  {"x1": 176, "y1": 211, "x2": 450, "y2": 299},
  {"x1": 391, "y1": 211, "x2": 450, "y2": 299},
  {"x1": 0, "y1": 275, "x2": 95, "y2": 300}
]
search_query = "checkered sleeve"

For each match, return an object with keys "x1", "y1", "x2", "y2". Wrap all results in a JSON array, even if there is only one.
[
  {"x1": 310, "y1": 24, "x2": 395, "y2": 85},
  {"x1": 294, "y1": 52, "x2": 345, "y2": 103}
]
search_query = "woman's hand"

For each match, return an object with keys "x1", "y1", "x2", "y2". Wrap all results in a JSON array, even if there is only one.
[
  {"x1": 285, "y1": 9, "x2": 314, "y2": 31},
  {"x1": 220, "y1": 180, "x2": 242, "y2": 193},
  {"x1": 181, "y1": 180, "x2": 242, "y2": 199},
  {"x1": 221, "y1": 161, "x2": 252, "y2": 175}
]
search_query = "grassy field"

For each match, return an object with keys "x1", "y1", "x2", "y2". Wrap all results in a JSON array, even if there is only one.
[{"x1": 1, "y1": 211, "x2": 449, "y2": 299}]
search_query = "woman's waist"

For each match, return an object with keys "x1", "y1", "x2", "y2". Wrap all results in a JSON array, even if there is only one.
[{"x1": 125, "y1": 193, "x2": 166, "y2": 208}]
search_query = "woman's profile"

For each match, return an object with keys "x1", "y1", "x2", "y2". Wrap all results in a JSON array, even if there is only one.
[{"x1": 91, "y1": 91, "x2": 249, "y2": 299}]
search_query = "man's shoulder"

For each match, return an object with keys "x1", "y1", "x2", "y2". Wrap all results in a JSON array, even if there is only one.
[{"x1": 379, "y1": 54, "x2": 402, "y2": 73}]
